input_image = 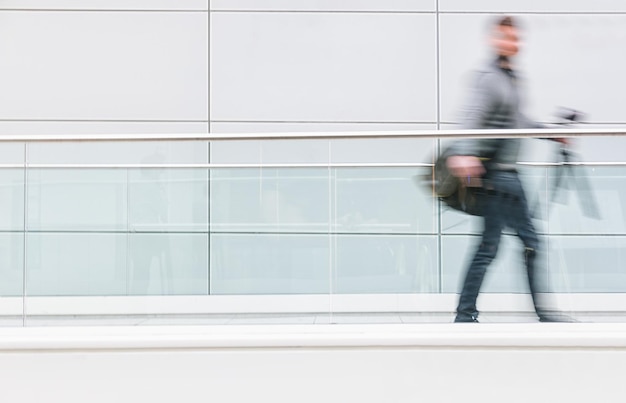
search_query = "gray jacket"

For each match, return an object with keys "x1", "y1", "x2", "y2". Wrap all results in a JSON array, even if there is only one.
[{"x1": 452, "y1": 60, "x2": 542, "y2": 168}]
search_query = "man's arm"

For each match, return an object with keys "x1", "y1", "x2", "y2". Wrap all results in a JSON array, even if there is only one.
[
  {"x1": 447, "y1": 72, "x2": 499, "y2": 180},
  {"x1": 460, "y1": 71, "x2": 495, "y2": 131}
]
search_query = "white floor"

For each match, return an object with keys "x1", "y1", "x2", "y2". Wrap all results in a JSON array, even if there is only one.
[{"x1": 1, "y1": 311, "x2": 623, "y2": 327}]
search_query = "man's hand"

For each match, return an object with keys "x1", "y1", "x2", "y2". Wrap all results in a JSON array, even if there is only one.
[{"x1": 446, "y1": 155, "x2": 485, "y2": 187}]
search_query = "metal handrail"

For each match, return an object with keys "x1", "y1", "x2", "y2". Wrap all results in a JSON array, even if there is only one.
[
  {"x1": 0, "y1": 127, "x2": 624, "y2": 142},
  {"x1": 1, "y1": 161, "x2": 625, "y2": 169},
  {"x1": 0, "y1": 128, "x2": 621, "y2": 168}
]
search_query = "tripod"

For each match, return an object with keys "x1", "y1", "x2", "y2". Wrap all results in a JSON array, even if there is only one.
[
  {"x1": 532, "y1": 108, "x2": 600, "y2": 220},
  {"x1": 546, "y1": 145, "x2": 600, "y2": 220}
]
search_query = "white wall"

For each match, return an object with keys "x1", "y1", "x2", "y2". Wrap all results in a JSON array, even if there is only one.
[
  {"x1": 0, "y1": 1, "x2": 208, "y2": 135},
  {"x1": 2, "y1": 323, "x2": 626, "y2": 403}
]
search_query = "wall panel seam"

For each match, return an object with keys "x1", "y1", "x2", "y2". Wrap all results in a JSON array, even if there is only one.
[
  {"x1": 210, "y1": 10, "x2": 626, "y2": 15},
  {"x1": 0, "y1": 9, "x2": 208, "y2": 13},
  {"x1": 211, "y1": 10, "x2": 436, "y2": 14},
  {"x1": 210, "y1": 120, "x2": 441, "y2": 125}
]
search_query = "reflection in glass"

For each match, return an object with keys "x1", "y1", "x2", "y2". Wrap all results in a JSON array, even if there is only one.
[
  {"x1": 129, "y1": 167, "x2": 208, "y2": 232},
  {"x1": 334, "y1": 167, "x2": 436, "y2": 234},
  {"x1": 129, "y1": 234, "x2": 208, "y2": 295},
  {"x1": 27, "y1": 169, "x2": 127, "y2": 231},
  {"x1": 211, "y1": 168, "x2": 330, "y2": 233},
  {"x1": 0, "y1": 234, "x2": 24, "y2": 297},
  {"x1": 211, "y1": 234, "x2": 330, "y2": 294},
  {"x1": 334, "y1": 235, "x2": 437, "y2": 293},
  {"x1": 26, "y1": 233, "x2": 208, "y2": 296},
  {"x1": 26, "y1": 233, "x2": 127, "y2": 296},
  {"x1": 548, "y1": 236, "x2": 626, "y2": 292},
  {"x1": 0, "y1": 169, "x2": 25, "y2": 232}
]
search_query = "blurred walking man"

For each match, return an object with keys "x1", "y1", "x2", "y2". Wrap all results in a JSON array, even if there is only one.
[{"x1": 447, "y1": 16, "x2": 570, "y2": 323}]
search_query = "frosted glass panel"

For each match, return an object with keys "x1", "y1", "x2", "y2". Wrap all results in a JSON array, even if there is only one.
[
  {"x1": 128, "y1": 233, "x2": 208, "y2": 295},
  {"x1": 334, "y1": 168, "x2": 436, "y2": 234},
  {"x1": 0, "y1": 233, "x2": 24, "y2": 297},
  {"x1": 211, "y1": 168, "x2": 330, "y2": 233},
  {"x1": 211, "y1": 234, "x2": 330, "y2": 294},
  {"x1": 26, "y1": 233, "x2": 208, "y2": 296},
  {"x1": 548, "y1": 236, "x2": 626, "y2": 293},
  {"x1": 334, "y1": 235, "x2": 438, "y2": 293},
  {"x1": 27, "y1": 169, "x2": 127, "y2": 231},
  {"x1": 26, "y1": 233, "x2": 127, "y2": 296},
  {"x1": 210, "y1": 140, "x2": 330, "y2": 165},
  {"x1": 28, "y1": 141, "x2": 208, "y2": 165},
  {"x1": 0, "y1": 143, "x2": 25, "y2": 164},
  {"x1": 129, "y1": 168, "x2": 208, "y2": 232},
  {"x1": 0, "y1": 169, "x2": 25, "y2": 231},
  {"x1": 330, "y1": 138, "x2": 437, "y2": 164}
]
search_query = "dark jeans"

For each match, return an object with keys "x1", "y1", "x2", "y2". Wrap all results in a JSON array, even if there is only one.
[{"x1": 455, "y1": 171, "x2": 543, "y2": 321}]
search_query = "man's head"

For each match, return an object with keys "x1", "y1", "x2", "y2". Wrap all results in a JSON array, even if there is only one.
[{"x1": 490, "y1": 16, "x2": 520, "y2": 58}]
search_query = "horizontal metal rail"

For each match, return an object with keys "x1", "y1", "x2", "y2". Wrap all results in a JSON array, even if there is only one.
[
  {"x1": 0, "y1": 128, "x2": 620, "y2": 168},
  {"x1": 0, "y1": 161, "x2": 623, "y2": 169},
  {"x1": 0, "y1": 127, "x2": 624, "y2": 142}
]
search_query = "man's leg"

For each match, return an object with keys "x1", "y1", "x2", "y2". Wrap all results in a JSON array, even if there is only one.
[
  {"x1": 510, "y1": 178, "x2": 562, "y2": 320},
  {"x1": 521, "y1": 240, "x2": 577, "y2": 322},
  {"x1": 455, "y1": 194, "x2": 504, "y2": 322}
]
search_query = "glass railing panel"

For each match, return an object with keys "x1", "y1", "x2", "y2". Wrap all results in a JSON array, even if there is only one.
[
  {"x1": 26, "y1": 232, "x2": 209, "y2": 297},
  {"x1": 210, "y1": 233, "x2": 330, "y2": 294},
  {"x1": 211, "y1": 168, "x2": 330, "y2": 233},
  {"x1": 128, "y1": 168, "x2": 209, "y2": 233},
  {"x1": 0, "y1": 233, "x2": 24, "y2": 297},
  {"x1": 210, "y1": 139, "x2": 330, "y2": 164},
  {"x1": 27, "y1": 141, "x2": 209, "y2": 165},
  {"x1": 0, "y1": 145, "x2": 26, "y2": 325},
  {"x1": 0, "y1": 143, "x2": 26, "y2": 165},
  {"x1": 333, "y1": 234, "x2": 438, "y2": 293},
  {"x1": 577, "y1": 136, "x2": 626, "y2": 163},
  {"x1": 26, "y1": 169, "x2": 128, "y2": 231},
  {"x1": 26, "y1": 232, "x2": 127, "y2": 296},
  {"x1": 330, "y1": 138, "x2": 436, "y2": 165},
  {"x1": 23, "y1": 140, "x2": 211, "y2": 325},
  {"x1": 547, "y1": 236, "x2": 626, "y2": 293},
  {"x1": 128, "y1": 233, "x2": 209, "y2": 295},
  {"x1": 334, "y1": 167, "x2": 436, "y2": 234},
  {"x1": 8, "y1": 129, "x2": 626, "y2": 326},
  {"x1": 0, "y1": 169, "x2": 26, "y2": 232}
]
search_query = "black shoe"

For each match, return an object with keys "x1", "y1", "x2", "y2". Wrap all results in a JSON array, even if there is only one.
[
  {"x1": 454, "y1": 315, "x2": 479, "y2": 323},
  {"x1": 538, "y1": 314, "x2": 578, "y2": 323}
]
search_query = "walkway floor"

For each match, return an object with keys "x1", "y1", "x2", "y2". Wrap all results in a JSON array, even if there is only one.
[{"x1": 3, "y1": 311, "x2": 626, "y2": 327}]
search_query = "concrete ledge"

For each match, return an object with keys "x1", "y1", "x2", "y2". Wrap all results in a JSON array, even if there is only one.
[
  {"x1": 5, "y1": 293, "x2": 626, "y2": 316},
  {"x1": 1, "y1": 323, "x2": 625, "y2": 403},
  {"x1": 2, "y1": 323, "x2": 626, "y2": 350}
]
